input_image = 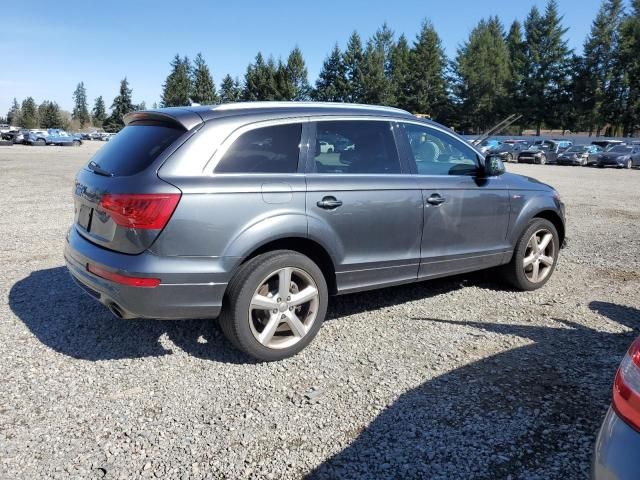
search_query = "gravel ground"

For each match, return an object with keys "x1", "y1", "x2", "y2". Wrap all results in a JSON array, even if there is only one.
[{"x1": 1, "y1": 142, "x2": 639, "y2": 479}]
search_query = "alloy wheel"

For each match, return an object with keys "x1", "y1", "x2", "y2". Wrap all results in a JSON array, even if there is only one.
[
  {"x1": 523, "y1": 229, "x2": 555, "y2": 283},
  {"x1": 248, "y1": 267, "x2": 319, "y2": 349}
]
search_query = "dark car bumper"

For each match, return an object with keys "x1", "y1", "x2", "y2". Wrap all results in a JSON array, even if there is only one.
[
  {"x1": 557, "y1": 157, "x2": 583, "y2": 165},
  {"x1": 592, "y1": 407, "x2": 640, "y2": 480},
  {"x1": 598, "y1": 159, "x2": 626, "y2": 167},
  {"x1": 517, "y1": 156, "x2": 542, "y2": 164},
  {"x1": 64, "y1": 227, "x2": 229, "y2": 320}
]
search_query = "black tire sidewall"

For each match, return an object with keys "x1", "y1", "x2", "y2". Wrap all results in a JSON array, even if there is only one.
[
  {"x1": 509, "y1": 219, "x2": 559, "y2": 291},
  {"x1": 222, "y1": 251, "x2": 328, "y2": 361}
]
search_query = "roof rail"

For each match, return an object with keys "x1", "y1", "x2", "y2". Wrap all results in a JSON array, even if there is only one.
[{"x1": 209, "y1": 101, "x2": 411, "y2": 115}]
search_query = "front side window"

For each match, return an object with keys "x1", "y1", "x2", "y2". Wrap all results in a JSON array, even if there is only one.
[
  {"x1": 312, "y1": 120, "x2": 401, "y2": 174},
  {"x1": 400, "y1": 123, "x2": 479, "y2": 176},
  {"x1": 215, "y1": 123, "x2": 302, "y2": 173}
]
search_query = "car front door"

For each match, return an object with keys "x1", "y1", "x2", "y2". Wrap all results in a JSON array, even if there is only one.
[
  {"x1": 396, "y1": 122, "x2": 511, "y2": 279},
  {"x1": 305, "y1": 119, "x2": 422, "y2": 293}
]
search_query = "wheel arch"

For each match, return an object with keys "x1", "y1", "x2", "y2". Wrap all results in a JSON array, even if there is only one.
[
  {"x1": 533, "y1": 210, "x2": 565, "y2": 246},
  {"x1": 238, "y1": 237, "x2": 337, "y2": 295}
]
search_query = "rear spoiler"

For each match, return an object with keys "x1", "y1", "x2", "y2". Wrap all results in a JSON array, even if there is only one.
[{"x1": 123, "y1": 108, "x2": 204, "y2": 131}]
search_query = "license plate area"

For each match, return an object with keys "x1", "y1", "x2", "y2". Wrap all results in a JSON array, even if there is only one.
[{"x1": 76, "y1": 203, "x2": 93, "y2": 231}]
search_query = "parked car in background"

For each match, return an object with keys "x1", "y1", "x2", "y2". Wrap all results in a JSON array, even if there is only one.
[
  {"x1": 592, "y1": 140, "x2": 625, "y2": 151},
  {"x1": 597, "y1": 145, "x2": 640, "y2": 169},
  {"x1": 477, "y1": 138, "x2": 502, "y2": 154},
  {"x1": 46, "y1": 129, "x2": 82, "y2": 146},
  {"x1": 519, "y1": 140, "x2": 570, "y2": 165},
  {"x1": 592, "y1": 336, "x2": 640, "y2": 480},
  {"x1": 64, "y1": 102, "x2": 566, "y2": 361},
  {"x1": 550, "y1": 139, "x2": 573, "y2": 151},
  {"x1": 486, "y1": 140, "x2": 530, "y2": 162},
  {"x1": 556, "y1": 145, "x2": 602, "y2": 166},
  {"x1": 23, "y1": 130, "x2": 50, "y2": 145},
  {"x1": 1, "y1": 129, "x2": 25, "y2": 143}
]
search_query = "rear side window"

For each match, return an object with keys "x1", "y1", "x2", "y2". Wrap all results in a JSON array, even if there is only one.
[
  {"x1": 312, "y1": 120, "x2": 401, "y2": 174},
  {"x1": 87, "y1": 123, "x2": 184, "y2": 176},
  {"x1": 215, "y1": 124, "x2": 302, "y2": 173}
]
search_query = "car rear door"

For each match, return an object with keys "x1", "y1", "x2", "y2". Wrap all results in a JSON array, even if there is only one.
[
  {"x1": 305, "y1": 118, "x2": 422, "y2": 293},
  {"x1": 396, "y1": 121, "x2": 511, "y2": 279}
]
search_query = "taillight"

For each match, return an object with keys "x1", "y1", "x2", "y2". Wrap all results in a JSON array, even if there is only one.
[
  {"x1": 87, "y1": 263, "x2": 160, "y2": 288},
  {"x1": 612, "y1": 337, "x2": 640, "y2": 431},
  {"x1": 98, "y1": 193, "x2": 180, "y2": 230}
]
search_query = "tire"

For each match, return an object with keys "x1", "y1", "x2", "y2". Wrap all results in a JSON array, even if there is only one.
[
  {"x1": 580, "y1": 157, "x2": 587, "y2": 166},
  {"x1": 539, "y1": 155, "x2": 546, "y2": 165},
  {"x1": 35, "y1": 139, "x2": 46, "y2": 146},
  {"x1": 328, "y1": 148, "x2": 334, "y2": 153},
  {"x1": 72, "y1": 140, "x2": 81, "y2": 147},
  {"x1": 219, "y1": 250, "x2": 328, "y2": 361},
  {"x1": 506, "y1": 153, "x2": 513, "y2": 162},
  {"x1": 625, "y1": 159, "x2": 632, "y2": 169},
  {"x1": 503, "y1": 218, "x2": 559, "y2": 291}
]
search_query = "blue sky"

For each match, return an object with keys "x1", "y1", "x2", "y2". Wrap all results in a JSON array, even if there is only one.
[{"x1": 1, "y1": 0, "x2": 603, "y2": 115}]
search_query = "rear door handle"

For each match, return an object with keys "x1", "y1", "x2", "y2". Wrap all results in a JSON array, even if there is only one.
[
  {"x1": 317, "y1": 196, "x2": 343, "y2": 210},
  {"x1": 426, "y1": 194, "x2": 446, "y2": 206}
]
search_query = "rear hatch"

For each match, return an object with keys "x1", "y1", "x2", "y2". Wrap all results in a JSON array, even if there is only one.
[{"x1": 73, "y1": 120, "x2": 189, "y2": 254}]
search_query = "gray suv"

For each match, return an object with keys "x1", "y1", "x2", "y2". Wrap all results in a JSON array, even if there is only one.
[{"x1": 64, "y1": 102, "x2": 566, "y2": 361}]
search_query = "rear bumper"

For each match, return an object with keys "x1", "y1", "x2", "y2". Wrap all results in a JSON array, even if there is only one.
[
  {"x1": 64, "y1": 227, "x2": 233, "y2": 319},
  {"x1": 592, "y1": 407, "x2": 640, "y2": 480}
]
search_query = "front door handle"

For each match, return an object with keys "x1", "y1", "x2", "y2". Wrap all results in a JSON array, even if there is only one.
[
  {"x1": 317, "y1": 196, "x2": 343, "y2": 210},
  {"x1": 426, "y1": 194, "x2": 446, "y2": 206}
]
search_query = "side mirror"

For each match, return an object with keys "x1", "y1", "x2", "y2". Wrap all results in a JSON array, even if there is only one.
[{"x1": 483, "y1": 156, "x2": 505, "y2": 176}]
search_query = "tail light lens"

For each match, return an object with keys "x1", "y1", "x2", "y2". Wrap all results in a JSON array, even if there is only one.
[
  {"x1": 613, "y1": 337, "x2": 640, "y2": 431},
  {"x1": 99, "y1": 193, "x2": 180, "y2": 230}
]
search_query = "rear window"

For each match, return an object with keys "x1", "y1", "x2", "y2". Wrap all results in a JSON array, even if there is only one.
[
  {"x1": 87, "y1": 123, "x2": 184, "y2": 176},
  {"x1": 215, "y1": 124, "x2": 302, "y2": 173}
]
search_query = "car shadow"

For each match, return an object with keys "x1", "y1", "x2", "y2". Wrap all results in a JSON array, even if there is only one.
[
  {"x1": 308, "y1": 302, "x2": 639, "y2": 479},
  {"x1": 9, "y1": 267, "x2": 499, "y2": 363}
]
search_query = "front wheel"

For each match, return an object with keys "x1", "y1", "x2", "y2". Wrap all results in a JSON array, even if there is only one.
[
  {"x1": 506, "y1": 153, "x2": 513, "y2": 162},
  {"x1": 625, "y1": 159, "x2": 632, "y2": 169},
  {"x1": 72, "y1": 140, "x2": 81, "y2": 147},
  {"x1": 35, "y1": 139, "x2": 46, "y2": 146},
  {"x1": 503, "y1": 218, "x2": 559, "y2": 291},
  {"x1": 219, "y1": 250, "x2": 328, "y2": 361},
  {"x1": 539, "y1": 155, "x2": 546, "y2": 165}
]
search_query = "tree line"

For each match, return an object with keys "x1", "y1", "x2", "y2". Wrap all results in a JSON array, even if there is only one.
[{"x1": 5, "y1": 0, "x2": 639, "y2": 136}]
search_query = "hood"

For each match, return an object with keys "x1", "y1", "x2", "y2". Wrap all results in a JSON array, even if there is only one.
[{"x1": 502, "y1": 172, "x2": 554, "y2": 191}]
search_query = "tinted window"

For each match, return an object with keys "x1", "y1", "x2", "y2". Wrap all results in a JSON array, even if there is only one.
[
  {"x1": 313, "y1": 121, "x2": 401, "y2": 174},
  {"x1": 215, "y1": 124, "x2": 301, "y2": 173},
  {"x1": 401, "y1": 123, "x2": 479, "y2": 176},
  {"x1": 88, "y1": 123, "x2": 184, "y2": 176}
]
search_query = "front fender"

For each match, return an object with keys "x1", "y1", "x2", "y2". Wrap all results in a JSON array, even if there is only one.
[{"x1": 508, "y1": 190, "x2": 565, "y2": 246}]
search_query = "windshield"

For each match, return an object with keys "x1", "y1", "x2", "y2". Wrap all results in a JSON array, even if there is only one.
[
  {"x1": 527, "y1": 145, "x2": 546, "y2": 152},
  {"x1": 609, "y1": 146, "x2": 632, "y2": 153},
  {"x1": 566, "y1": 146, "x2": 588, "y2": 153}
]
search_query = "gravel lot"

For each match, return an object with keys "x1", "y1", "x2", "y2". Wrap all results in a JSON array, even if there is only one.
[{"x1": 1, "y1": 142, "x2": 639, "y2": 479}]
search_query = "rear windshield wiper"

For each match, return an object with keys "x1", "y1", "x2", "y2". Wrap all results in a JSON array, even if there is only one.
[{"x1": 88, "y1": 161, "x2": 113, "y2": 177}]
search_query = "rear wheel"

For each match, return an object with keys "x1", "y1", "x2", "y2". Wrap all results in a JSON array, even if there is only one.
[
  {"x1": 503, "y1": 218, "x2": 559, "y2": 291},
  {"x1": 219, "y1": 250, "x2": 328, "y2": 361}
]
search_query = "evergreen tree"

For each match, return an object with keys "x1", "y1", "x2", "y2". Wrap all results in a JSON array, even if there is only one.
[
  {"x1": 581, "y1": 0, "x2": 624, "y2": 134},
  {"x1": 219, "y1": 74, "x2": 242, "y2": 103},
  {"x1": 137, "y1": 101, "x2": 147, "y2": 111},
  {"x1": 521, "y1": 2, "x2": 572, "y2": 135},
  {"x1": 161, "y1": 54, "x2": 193, "y2": 107},
  {"x1": 454, "y1": 17, "x2": 511, "y2": 132},
  {"x1": 619, "y1": 0, "x2": 640, "y2": 135},
  {"x1": 285, "y1": 47, "x2": 311, "y2": 100},
  {"x1": 343, "y1": 31, "x2": 365, "y2": 102},
  {"x1": 39, "y1": 101, "x2": 64, "y2": 128},
  {"x1": 242, "y1": 53, "x2": 279, "y2": 101},
  {"x1": 104, "y1": 77, "x2": 135, "y2": 132},
  {"x1": 7, "y1": 98, "x2": 21, "y2": 126},
  {"x1": 20, "y1": 97, "x2": 39, "y2": 129},
  {"x1": 191, "y1": 53, "x2": 218, "y2": 105},
  {"x1": 313, "y1": 44, "x2": 348, "y2": 101},
  {"x1": 506, "y1": 20, "x2": 527, "y2": 123},
  {"x1": 390, "y1": 35, "x2": 412, "y2": 110},
  {"x1": 361, "y1": 39, "x2": 390, "y2": 105},
  {"x1": 92, "y1": 96, "x2": 107, "y2": 128},
  {"x1": 72, "y1": 81, "x2": 90, "y2": 127},
  {"x1": 406, "y1": 19, "x2": 449, "y2": 118}
]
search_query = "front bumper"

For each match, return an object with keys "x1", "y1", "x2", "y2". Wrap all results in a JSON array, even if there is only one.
[
  {"x1": 592, "y1": 407, "x2": 640, "y2": 479},
  {"x1": 64, "y1": 227, "x2": 231, "y2": 319}
]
